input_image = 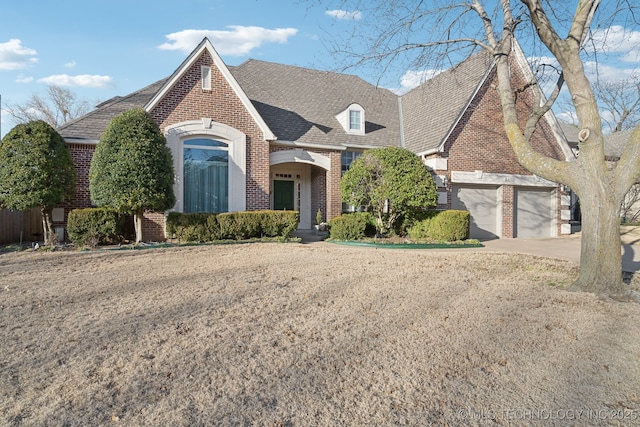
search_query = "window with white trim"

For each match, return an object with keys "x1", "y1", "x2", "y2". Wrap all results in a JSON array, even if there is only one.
[
  {"x1": 201, "y1": 66, "x2": 212, "y2": 90},
  {"x1": 336, "y1": 103, "x2": 365, "y2": 135},
  {"x1": 349, "y1": 110, "x2": 361, "y2": 131},
  {"x1": 183, "y1": 138, "x2": 228, "y2": 213}
]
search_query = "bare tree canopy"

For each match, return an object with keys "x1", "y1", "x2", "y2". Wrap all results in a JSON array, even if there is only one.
[
  {"x1": 4, "y1": 85, "x2": 92, "y2": 129},
  {"x1": 316, "y1": 0, "x2": 640, "y2": 298},
  {"x1": 593, "y1": 73, "x2": 640, "y2": 133}
]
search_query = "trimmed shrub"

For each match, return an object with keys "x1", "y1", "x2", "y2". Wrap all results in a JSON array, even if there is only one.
[
  {"x1": 166, "y1": 212, "x2": 215, "y2": 242},
  {"x1": 329, "y1": 212, "x2": 376, "y2": 240},
  {"x1": 260, "y1": 210, "x2": 299, "y2": 238},
  {"x1": 67, "y1": 208, "x2": 124, "y2": 247},
  {"x1": 408, "y1": 210, "x2": 470, "y2": 241},
  {"x1": 217, "y1": 212, "x2": 260, "y2": 240},
  {"x1": 166, "y1": 210, "x2": 299, "y2": 242}
]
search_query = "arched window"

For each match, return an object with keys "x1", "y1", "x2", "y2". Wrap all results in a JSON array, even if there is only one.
[
  {"x1": 183, "y1": 138, "x2": 229, "y2": 213},
  {"x1": 165, "y1": 120, "x2": 246, "y2": 213}
]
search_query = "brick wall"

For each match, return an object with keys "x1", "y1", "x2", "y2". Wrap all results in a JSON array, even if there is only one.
[
  {"x1": 501, "y1": 185, "x2": 514, "y2": 238},
  {"x1": 150, "y1": 51, "x2": 270, "y2": 212},
  {"x1": 326, "y1": 151, "x2": 343, "y2": 220},
  {"x1": 57, "y1": 143, "x2": 97, "y2": 240},
  {"x1": 66, "y1": 143, "x2": 96, "y2": 211},
  {"x1": 446, "y1": 67, "x2": 566, "y2": 175},
  {"x1": 311, "y1": 165, "x2": 327, "y2": 224},
  {"x1": 431, "y1": 59, "x2": 568, "y2": 237},
  {"x1": 142, "y1": 212, "x2": 167, "y2": 242}
]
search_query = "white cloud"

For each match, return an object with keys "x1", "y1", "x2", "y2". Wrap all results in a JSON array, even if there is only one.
[
  {"x1": 387, "y1": 69, "x2": 443, "y2": 94},
  {"x1": 589, "y1": 26, "x2": 640, "y2": 61},
  {"x1": 0, "y1": 39, "x2": 38, "y2": 70},
  {"x1": 158, "y1": 26, "x2": 298, "y2": 56},
  {"x1": 64, "y1": 60, "x2": 77, "y2": 68},
  {"x1": 325, "y1": 10, "x2": 362, "y2": 20},
  {"x1": 15, "y1": 74, "x2": 33, "y2": 83},
  {"x1": 583, "y1": 61, "x2": 638, "y2": 83},
  {"x1": 555, "y1": 111, "x2": 577, "y2": 125},
  {"x1": 400, "y1": 69, "x2": 442, "y2": 90},
  {"x1": 37, "y1": 74, "x2": 113, "y2": 88}
]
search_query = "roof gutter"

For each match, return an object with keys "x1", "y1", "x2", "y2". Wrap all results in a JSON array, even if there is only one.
[{"x1": 63, "y1": 137, "x2": 99, "y2": 145}]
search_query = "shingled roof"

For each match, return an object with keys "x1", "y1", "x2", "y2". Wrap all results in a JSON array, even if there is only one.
[
  {"x1": 401, "y1": 50, "x2": 495, "y2": 154},
  {"x1": 559, "y1": 122, "x2": 633, "y2": 160},
  {"x1": 58, "y1": 79, "x2": 168, "y2": 143},
  {"x1": 230, "y1": 59, "x2": 401, "y2": 147},
  {"x1": 604, "y1": 129, "x2": 634, "y2": 160},
  {"x1": 58, "y1": 59, "x2": 401, "y2": 148}
]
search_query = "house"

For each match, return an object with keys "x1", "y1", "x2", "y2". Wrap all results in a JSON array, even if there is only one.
[
  {"x1": 402, "y1": 47, "x2": 574, "y2": 239},
  {"x1": 51, "y1": 38, "x2": 573, "y2": 242}
]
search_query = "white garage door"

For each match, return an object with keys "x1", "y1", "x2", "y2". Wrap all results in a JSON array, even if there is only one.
[
  {"x1": 515, "y1": 188, "x2": 553, "y2": 238},
  {"x1": 451, "y1": 185, "x2": 499, "y2": 240}
]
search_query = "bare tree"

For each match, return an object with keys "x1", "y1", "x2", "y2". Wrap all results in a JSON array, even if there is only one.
[
  {"x1": 319, "y1": 0, "x2": 640, "y2": 298},
  {"x1": 593, "y1": 73, "x2": 640, "y2": 133},
  {"x1": 620, "y1": 184, "x2": 640, "y2": 224},
  {"x1": 4, "y1": 85, "x2": 92, "y2": 129}
]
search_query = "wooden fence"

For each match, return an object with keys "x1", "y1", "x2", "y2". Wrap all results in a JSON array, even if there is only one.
[{"x1": 0, "y1": 208, "x2": 43, "y2": 245}]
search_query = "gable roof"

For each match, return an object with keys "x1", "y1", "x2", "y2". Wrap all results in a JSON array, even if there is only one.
[
  {"x1": 145, "y1": 38, "x2": 275, "y2": 141},
  {"x1": 230, "y1": 59, "x2": 401, "y2": 148},
  {"x1": 58, "y1": 79, "x2": 168, "y2": 143},
  {"x1": 401, "y1": 50, "x2": 495, "y2": 155}
]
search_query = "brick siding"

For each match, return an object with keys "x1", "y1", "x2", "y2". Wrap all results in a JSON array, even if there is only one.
[
  {"x1": 150, "y1": 51, "x2": 270, "y2": 213},
  {"x1": 430, "y1": 61, "x2": 569, "y2": 237}
]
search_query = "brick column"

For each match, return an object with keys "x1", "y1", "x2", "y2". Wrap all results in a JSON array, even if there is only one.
[
  {"x1": 326, "y1": 151, "x2": 342, "y2": 221},
  {"x1": 501, "y1": 185, "x2": 514, "y2": 238}
]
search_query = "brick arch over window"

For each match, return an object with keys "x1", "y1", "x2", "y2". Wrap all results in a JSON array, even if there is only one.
[{"x1": 165, "y1": 119, "x2": 247, "y2": 212}]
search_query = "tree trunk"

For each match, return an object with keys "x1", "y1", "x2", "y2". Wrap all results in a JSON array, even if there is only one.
[
  {"x1": 134, "y1": 209, "x2": 143, "y2": 243},
  {"x1": 41, "y1": 206, "x2": 58, "y2": 246},
  {"x1": 571, "y1": 191, "x2": 626, "y2": 296}
]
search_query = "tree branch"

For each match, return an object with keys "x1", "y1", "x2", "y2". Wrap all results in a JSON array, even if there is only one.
[
  {"x1": 614, "y1": 124, "x2": 640, "y2": 199},
  {"x1": 523, "y1": 72, "x2": 565, "y2": 141}
]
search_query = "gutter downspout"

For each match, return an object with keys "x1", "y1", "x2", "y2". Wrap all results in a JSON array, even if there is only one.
[{"x1": 398, "y1": 97, "x2": 405, "y2": 148}]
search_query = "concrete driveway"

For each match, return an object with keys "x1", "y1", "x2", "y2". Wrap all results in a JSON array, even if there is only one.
[
  {"x1": 481, "y1": 236, "x2": 640, "y2": 273},
  {"x1": 297, "y1": 228, "x2": 640, "y2": 273}
]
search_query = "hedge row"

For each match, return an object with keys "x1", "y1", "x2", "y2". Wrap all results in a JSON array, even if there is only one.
[
  {"x1": 166, "y1": 210, "x2": 300, "y2": 242},
  {"x1": 407, "y1": 210, "x2": 470, "y2": 241},
  {"x1": 328, "y1": 210, "x2": 470, "y2": 242},
  {"x1": 67, "y1": 208, "x2": 125, "y2": 247}
]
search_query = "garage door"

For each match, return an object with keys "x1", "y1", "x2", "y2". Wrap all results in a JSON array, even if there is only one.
[
  {"x1": 451, "y1": 185, "x2": 498, "y2": 240},
  {"x1": 515, "y1": 188, "x2": 553, "y2": 238}
]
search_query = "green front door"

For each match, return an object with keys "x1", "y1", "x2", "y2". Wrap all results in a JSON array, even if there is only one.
[{"x1": 273, "y1": 180, "x2": 295, "y2": 210}]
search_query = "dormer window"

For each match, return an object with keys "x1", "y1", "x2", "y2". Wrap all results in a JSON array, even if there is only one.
[
  {"x1": 349, "y1": 110, "x2": 361, "y2": 131},
  {"x1": 336, "y1": 103, "x2": 365, "y2": 135}
]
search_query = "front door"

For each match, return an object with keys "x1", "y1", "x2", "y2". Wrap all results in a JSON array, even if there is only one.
[{"x1": 273, "y1": 180, "x2": 295, "y2": 210}]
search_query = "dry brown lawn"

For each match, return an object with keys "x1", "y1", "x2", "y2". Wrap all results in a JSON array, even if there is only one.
[{"x1": 1, "y1": 242, "x2": 640, "y2": 426}]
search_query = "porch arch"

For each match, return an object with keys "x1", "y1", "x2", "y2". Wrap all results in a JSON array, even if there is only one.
[{"x1": 269, "y1": 149, "x2": 331, "y2": 170}]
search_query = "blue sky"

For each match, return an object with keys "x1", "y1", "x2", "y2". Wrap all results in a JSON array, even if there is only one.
[
  {"x1": 1, "y1": 0, "x2": 639, "y2": 137},
  {"x1": 0, "y1": 0, "x2": 357, "y2": 136}
]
